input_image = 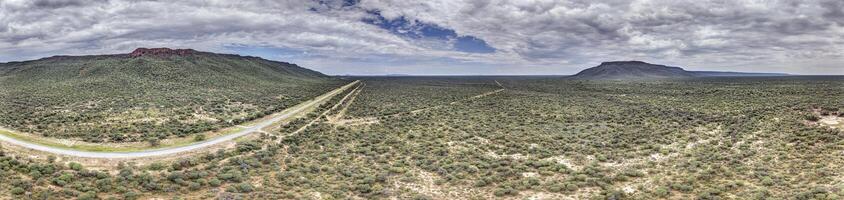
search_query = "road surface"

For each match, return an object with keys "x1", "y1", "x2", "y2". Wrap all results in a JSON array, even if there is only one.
[{"x1": 0, "y1": 81, "x2": 357, "y2": 159}]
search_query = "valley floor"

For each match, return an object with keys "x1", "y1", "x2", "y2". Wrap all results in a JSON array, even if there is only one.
[{"x1": 0, "y1": 76, "x2": 842, "y2": 199}]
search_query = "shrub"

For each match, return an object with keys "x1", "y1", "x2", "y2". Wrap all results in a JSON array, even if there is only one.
[
  {"x1": 473, "y1": 179, "x2": 488, "y2": 187},
  {"x1": 147, "y1": 162, "x2": 165, "y2": 171},
  {"x1": 69, "y1": 162, "x2": 83, "y2": 171},
  {"x1": 148, "y1": 138, "x2": 160, "y2": 147},
  {"x1": 189, "y1": 182, "x2": 202, "y2": 191},
  {"x1": 78, "y1": 191, "x2": 97, "y2": 200},
  {"x1": 123, "y1": 191, "x2": 140, "y2": 200},
  {"x1": 761, "y1": 177, "x2": 775, "y2": 186},
  {"x1": 208, "y1": 178, "x2": 222, "y2": 187},
  {"x1": 29, "y1": 170, "x2": 42, "y2": 179},
  {"x1": 493, "y1": 187, "x2": 518, "y2": 196},
  {"x1": 411, "y1": 195, "x2": 434, "y2": 200},
  {"x1": 547, "y1": 184, "x2": 563, "y2": 192},
  {"x1": 10, "y1": 187, "x2": 25, "y2": 195},
  {"x1": 672, "y1": 183, "x2": 694, "y2": 192},
  {"x1": 805, "y1": 114, "x2": 820, "y2": 122},
  {"x1": 236, "y1": 183, "x2": 254, "y2": 193},
  {"x1": 236, "y1": 141, "x2": 261, "y2": 153},
  {"x1": 654, "y1": 186, "x2": 670, "y2": 197},
  {"x1": 224, "y1": 183, "x2": 254, "y2": 193}
]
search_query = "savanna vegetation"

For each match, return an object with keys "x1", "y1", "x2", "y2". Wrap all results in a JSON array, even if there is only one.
[
  {"x1": 0, "y1": 76, "x2": 841, "y2": 199},
  {"x1": 0, "y1": 53, "x2": 346, "y2": 143}
]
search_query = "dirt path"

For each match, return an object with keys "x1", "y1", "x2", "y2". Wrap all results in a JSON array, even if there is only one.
[
  {"x1": 332, "y1": 80, "x2": 506, "y2": 125},
  {"x1": 326, "y1": 83, "x2": 364, "y2": 123},
  {"x1": 289, "y1": 83, "x2": 363, "y2": 134}
]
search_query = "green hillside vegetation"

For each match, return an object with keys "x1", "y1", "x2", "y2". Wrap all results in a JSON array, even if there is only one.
[
  {"x1": 0, "y1": 76, "x2": 840, "y2": 199},
  {"x1": 0, "y1": 50, "x2": 346, "y2": 143}
]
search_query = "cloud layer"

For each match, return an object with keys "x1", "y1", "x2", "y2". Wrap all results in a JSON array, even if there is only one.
[{"x1": 1, "y1": 0, "x2": 843, "y2": 75}]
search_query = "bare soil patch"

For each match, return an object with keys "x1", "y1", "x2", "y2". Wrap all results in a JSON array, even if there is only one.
[{"x1": 819, "y1": 115, "x2": 843, "y2": 129}]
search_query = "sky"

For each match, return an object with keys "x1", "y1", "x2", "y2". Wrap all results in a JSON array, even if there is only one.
[{"x1": 1, "y1": 0, "x2": 843, "y2": 75}]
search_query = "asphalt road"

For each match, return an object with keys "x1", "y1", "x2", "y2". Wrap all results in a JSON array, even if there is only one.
[{"x1": 0, "y1": 81, "x2": 356, "y2": 159}]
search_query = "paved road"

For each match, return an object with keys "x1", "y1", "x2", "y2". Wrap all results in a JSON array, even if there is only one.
[{"x1": 0, "y1": 81, "x2": 356, "y2": 159}]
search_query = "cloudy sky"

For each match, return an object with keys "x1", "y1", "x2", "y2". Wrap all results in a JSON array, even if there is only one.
[{"x1": 1, "y1": 0, "x2": 843, "y2": 75}]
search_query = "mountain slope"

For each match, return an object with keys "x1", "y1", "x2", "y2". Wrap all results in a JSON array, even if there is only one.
[
  {"x1": 571, "y1": 61, "x2": 696, "y2": 80},
  {"x1": 571, "y1": 61, "x2": 790, "y2": 80},
  {"x1": 0, "y1": 48, "x2": 346, "y2": 143}
]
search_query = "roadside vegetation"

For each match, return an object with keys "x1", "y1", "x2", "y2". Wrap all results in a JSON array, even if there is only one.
[{"x1": 0, "y1": 76, "x2": 841, "y2": 199}]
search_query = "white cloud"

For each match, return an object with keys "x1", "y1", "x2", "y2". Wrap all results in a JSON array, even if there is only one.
[{"x1": 1, "y1": 0, "x2": 843, "y2": 75}]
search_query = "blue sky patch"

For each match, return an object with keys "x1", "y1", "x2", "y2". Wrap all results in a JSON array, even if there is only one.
[
  {"x1": 362, "y1": 11, "x2": 495, "y2": 53},
  {"x1": 454, "y1": 36, "x2": 495, "y2": 53}
]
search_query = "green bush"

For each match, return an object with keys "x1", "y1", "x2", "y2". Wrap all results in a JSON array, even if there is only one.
[
  {"x1": 654, "y1": 186, "x2": 670, "y2": 197},
  {"x1": 761, "y1": 177, "x2": 775, "y2": 186},
  {"x1": 805, "y1": 114, "x2": 820, "y2": 122},
  {"x1": 10, "y1": 187, "x2": 25, "y2": 195},
  {"x1": 68, "y1": 162, "x2": 83, "y2": 171},
  {"x1": 208, "y1": 178, "x2": 222, "y2": 187},
  {"x1": 194, "y1": 134, "x2": 207, "y2": 142}
]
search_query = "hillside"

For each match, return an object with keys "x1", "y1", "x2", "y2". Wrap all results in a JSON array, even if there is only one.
[
  {"x1": 571, "y1": 61, "x2": 696, "y2": 80},
  {"x1": 571, "y1": 61, "x2": 789, "y2": 80},
  {"x1": 0, "y1": 48, "x2": 346, "y2": 143}
]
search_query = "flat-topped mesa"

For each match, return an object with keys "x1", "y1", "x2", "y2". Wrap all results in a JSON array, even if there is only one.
[
  {"x1": 571, "y1": 60, "x2": 695, "y2": 80},
  {"x1": 599, "y1": 61, "x2": 650, "y2": 65},
  {"x1": 129, "y1": 48, "x2": 197, "y2": 57}
]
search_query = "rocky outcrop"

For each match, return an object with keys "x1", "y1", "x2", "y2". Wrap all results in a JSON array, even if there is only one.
[{"x1": 129, "y1": 48, "x2": 197, "y2": 57}]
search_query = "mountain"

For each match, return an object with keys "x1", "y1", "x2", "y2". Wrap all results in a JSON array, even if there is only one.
[
  {"x1": 570, "y1": 61, "x2": 790, "y2": 80},
  {"x1": 0, "y1": 48, "x2": 346, "y2": 142},
  {"x1": 0, "y1": 48, "x2": 330, "y2": 81},
  {"x1": 571, "y1": 61, "x2": 696, "y2": 80}
]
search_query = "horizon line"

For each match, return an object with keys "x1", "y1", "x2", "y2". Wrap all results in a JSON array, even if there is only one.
[{"x1": 0, "y1": 49, "x2": 825, "y2": 76}]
